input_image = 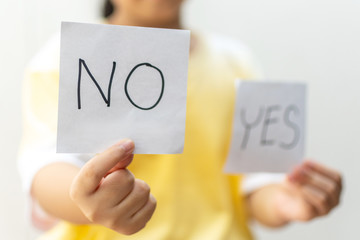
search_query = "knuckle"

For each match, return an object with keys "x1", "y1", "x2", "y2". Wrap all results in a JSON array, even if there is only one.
[
  {"x1": 86, "y1": 204, "x2": 105, "y2": 223},
  {"x1": 107, "y1": 218, "x2": 122, "y2": 231},
  {"x1": 317, "y1": 203, "x2": 329, "y2": 216},
  {"x1": 334, "y1": 198, "x2": 341, "y2": 207},
  {"x1": 149, "y1": 196, "x2": 157, "y2": 209},
  {"x1": 69, "y1": 186, "x2": 80, "y2": 201},
  {"x1": 304, "y1": 210, "x2": 317, "y2": 221},
  {"x1": 138, "y1": 222, "x2": 147, "y2": 232},
  {"x1": 119, "y1": 224, "x2": 144, "y2": 236},
  {"x1": 300, "y1": 205, "x2": 316, "y2": 221},
  {"x1": 327, "y1": 182, "x2": 337, "y2": 193},
  {"x1": 83, "y1": 163, "x2": 102, "y2": 182},
  {"x1": 87, "y1": 209, "x2": 101, "y2": 223},
  {"x1": 124, "y1": 171, "x2": 135, "y2": 187},
  {"x1": 338, "y1": 179, "x2": 343, "y2": 191},
  {"x1": 337, "y1": 181, "x2": 342, "y2": 192},
  {"x1": 317, "y1": 194, "x2": 328, "y2": 207},
  {"x1": 324, "y1": 208, "x2": 331, "y2": 215},
  {"x1": 320, "y1": 206, "x2": 330, "y2": 216},
  {"x1": 334, "y1": 173, "x2": 342, "y2": 186},
  {"x1": 112, "y1": 169, "x2": 135, "y2": 190},
  {"x1": 300, "y1": 212, "x2": 313, "y2": 221},
  {"x1": 137, "y1": 180, "x2": 151, "y2": 195},
  {"x1": 303, "y1": 209, "x2": 313, "y2": 220}
]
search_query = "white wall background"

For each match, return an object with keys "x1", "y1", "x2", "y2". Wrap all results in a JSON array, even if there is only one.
[{"x1": 1, "y1": 0, "x2": 359, "y2": 239}]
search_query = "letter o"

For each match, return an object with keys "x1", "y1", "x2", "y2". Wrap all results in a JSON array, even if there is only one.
[{"x1": 124, "y1": 63, "x2": 165, "y2": 110}]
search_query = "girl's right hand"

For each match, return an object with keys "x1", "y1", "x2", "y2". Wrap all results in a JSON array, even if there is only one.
[{"x1": 70, "y1": 139, "x2": 156, "y2": 235}]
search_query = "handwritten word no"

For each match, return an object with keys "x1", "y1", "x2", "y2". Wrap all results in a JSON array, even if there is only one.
[
  {"x1": 240, "y1": 105, "x2": 300, "y2": 150},
  {"x1": 77, "y1": 59, "x2": 165, "y2": 110}
]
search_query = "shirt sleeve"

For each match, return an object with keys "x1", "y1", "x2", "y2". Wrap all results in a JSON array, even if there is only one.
[
  {"x1": 17, "y1": 34, "x2": 92, "y2": 195},
  {"x1": 241, "y1": 173, "x2": 286, "y2": 195}
]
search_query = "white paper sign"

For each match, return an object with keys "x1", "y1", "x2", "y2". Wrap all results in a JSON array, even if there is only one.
[
  {"x1": 57, "y1": 22, "x2": 190, "y2": 154},
  {"x1": 224, "y1": 80, "x2": 306, "y2": 173}
]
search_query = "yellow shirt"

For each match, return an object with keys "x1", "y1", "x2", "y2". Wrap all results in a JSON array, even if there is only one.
[{"x1": 19, "y1": 32, "x2": 259, "y2": 240}]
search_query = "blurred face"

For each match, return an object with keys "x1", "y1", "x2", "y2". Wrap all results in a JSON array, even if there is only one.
[{"x1": 112, "y1": 0, "x2": 184, "y2": 26}]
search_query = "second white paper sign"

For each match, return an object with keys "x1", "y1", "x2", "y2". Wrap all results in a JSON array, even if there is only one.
[{"x1": 224, "y1": 80, "x2": 306, "y2": 173}]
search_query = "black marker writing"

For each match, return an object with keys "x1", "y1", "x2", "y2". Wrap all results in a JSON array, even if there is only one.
[
  {"x1": 240, "y1": 107, "x2": 264, "y2": 149},
  {"x1": 125, "y1": 63, "x2": 165, "y2": 110},
  {"x1": 77, "y1": 59, "x2": 116, "y2": 109},
  {"x1": 77, "y1": 59, "x2": 164, "y2": 111},
  {"x1": 279, "y1": 105, "x2": 300, "y2": 150},
  {"x1": 261, "y1": 105, "x2": 281, "y2": 146},
  {"x1": 240, "y1": 104, "x2": 301, "y2": 150}
]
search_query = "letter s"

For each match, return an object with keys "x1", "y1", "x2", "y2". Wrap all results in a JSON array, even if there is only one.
[{"x1": 279, "y1": 105, "x2": 300, "y2": 150}]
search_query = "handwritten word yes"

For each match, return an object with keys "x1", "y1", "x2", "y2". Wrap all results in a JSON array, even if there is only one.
[{"x1": 240, "y1": 105, "x2": 300, "y2": 150}]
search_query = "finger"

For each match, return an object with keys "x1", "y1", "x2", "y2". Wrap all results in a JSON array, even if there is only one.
[
  {"x1": 117, "y1": 179, "x2": 151, "y2": 217},
  {"x1": 96, "y1": 169, "x2": 135, "y2": 207},
  {"x1": 282, "y1": 196, "x2": 318, "y2": 222},
  {"x1": 304, "y1": 161, "x2": 342, "y2": 186},
  {"x1": 106, "y1": 154, "x2": 134, "y2": 176},
  {"x1": 129, "y1": 194, "x2": 157, "y2": 231},
  {"x1": 272, "y1": 183, "x2": 313, "y2": 222},
  {"x1": 302, "y1": 167, "x2": 339, "y2": 207},
  {"x1": 302, "y1": 184, "x2": 331, "y2": 216},
  {"x1": 73, "y1": 139, "x2": 135, "y2": 195}
]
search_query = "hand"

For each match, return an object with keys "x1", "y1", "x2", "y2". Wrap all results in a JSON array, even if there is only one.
[
  {"x1": 70, "y1": 139, "x2": 157, "y2": 235},
  {"x1": 276, "y1": 160, "x2": 342, "y2": 222}
]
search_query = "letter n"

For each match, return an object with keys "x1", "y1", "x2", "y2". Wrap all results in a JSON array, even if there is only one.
[{"x1": 77, "y1": 59, "x2": 116, "y2": 109}]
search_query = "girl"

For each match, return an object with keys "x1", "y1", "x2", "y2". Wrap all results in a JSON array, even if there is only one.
[{"x1": 18, "y1": 0, "x2": 342, "y2": 239}]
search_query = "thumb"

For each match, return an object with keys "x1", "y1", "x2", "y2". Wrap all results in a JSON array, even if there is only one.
[{"x1": 73, "y1": 139, "x2": 135, "y2": 195}]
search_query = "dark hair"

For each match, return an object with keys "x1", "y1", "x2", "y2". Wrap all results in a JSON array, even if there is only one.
[{"x1": 103, "y1": 0, "x2": 114, "y2": 18}]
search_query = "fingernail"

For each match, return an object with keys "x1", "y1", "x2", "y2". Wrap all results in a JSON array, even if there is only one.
[{"x1": 120, "y1": 139, "x2": 134, "y2": 152}]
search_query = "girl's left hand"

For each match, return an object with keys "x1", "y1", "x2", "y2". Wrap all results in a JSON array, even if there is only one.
[{"x1": 276, "y1": 160, "x2": 343, "y2": 222}]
